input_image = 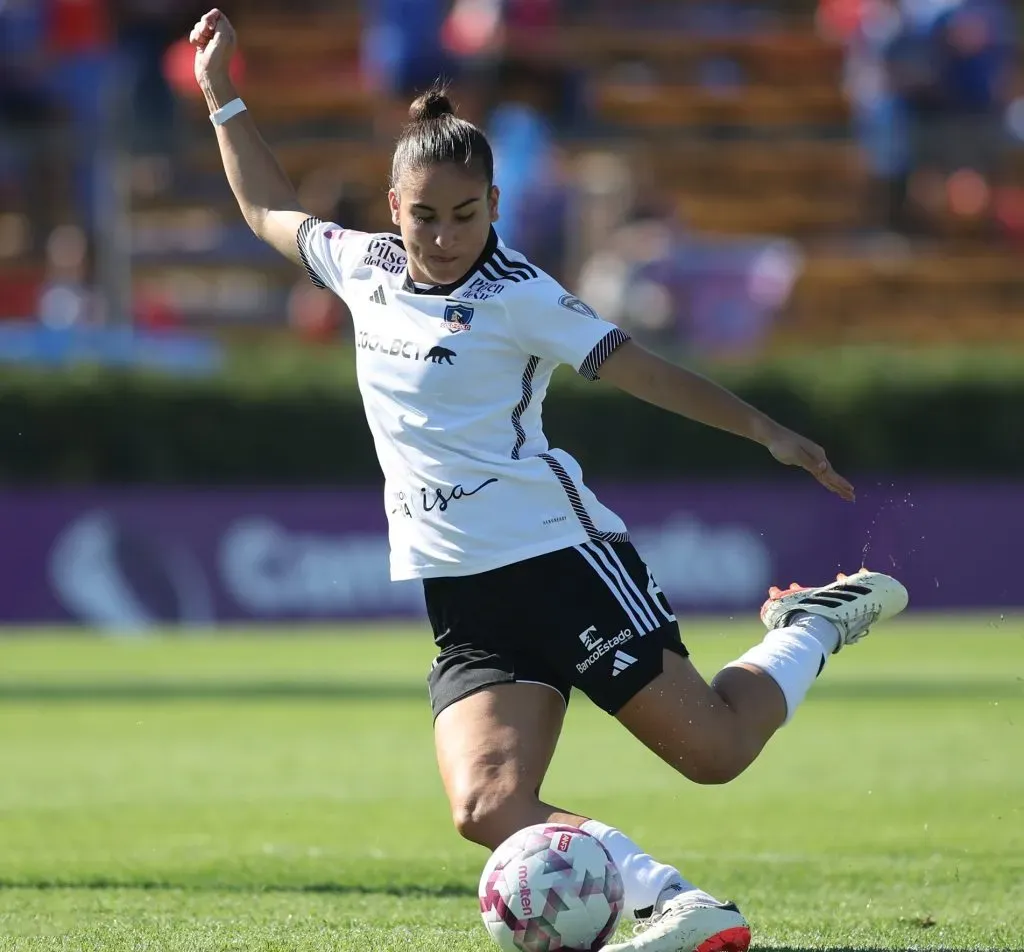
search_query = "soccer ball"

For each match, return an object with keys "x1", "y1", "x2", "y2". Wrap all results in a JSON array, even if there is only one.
[{"x1": 478, "y1": 823, "x2": 624, "y2": 952}]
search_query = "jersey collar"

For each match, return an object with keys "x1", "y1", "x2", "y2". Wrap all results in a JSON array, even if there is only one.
[{"x1": 401, "y1": 227, "x2": 500, "y2": 296}]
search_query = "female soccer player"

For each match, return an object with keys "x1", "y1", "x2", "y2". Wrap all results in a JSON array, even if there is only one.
[{"x1": 191, "y1": 10, "x2": 909, "y2": 952}]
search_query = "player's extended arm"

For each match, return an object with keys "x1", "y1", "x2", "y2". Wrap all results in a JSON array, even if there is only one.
[
  {"x1": 600, "y1": 340, "x2": 855, "y2": 501},
  {"x1": 191, "y1": 9, "x2": 309, "y2": 264}
]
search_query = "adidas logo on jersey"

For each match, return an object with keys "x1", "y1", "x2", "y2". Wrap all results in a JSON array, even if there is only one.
[
  {"x1": 369, "y1": 286, "x2": 387, "y2": 305},
  {"x1": 611, "y1": 650, "x2": 638, "y2": 677}
]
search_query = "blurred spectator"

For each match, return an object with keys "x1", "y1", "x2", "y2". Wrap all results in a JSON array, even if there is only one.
[
  {"x1": 893, "y1": 0, "x2": 1013, "y2": 233},
  {"x1": 435, "y1": 0, "x2": 499, "y2": 123},
  {"x1": 580, "y1": 0, "x2": 773, "y2": 33},
  {"x1": 821, "y1": 0, "x2": 913, "y2": 232},
  {"x1": 827, "y1": 0, "x2": 1015, "y2": 236},
  {"x1": 360, "y1": 0, "x2": 453, "y2": 138},
  {"x1": 489, "y1": 62, "x2": 566, "y2": 271},
  {"x1": 0, "y1": 0, "x2": 125, "y2": 249},
  {"x1": 578, "y1": 211, "x2": 804, "y2": 361},
  {"x1": 0, "y1": 0, "x2": 67, "y2": 253},
  {"x1": 445, "y1": 0, "x2": 576, "y2": 127},
  {"x1": 443, "y1": 0, "x2": 504, "y2": 61},
  {"x1": 913, "y1": 0, "x2": 1015, "y2": 230},
  {"x1": 361, "y1": 0, "x2": 451, "y2": 99},
  {"x1": 38, "y1": 223, "x2": 95, "y2": 328},
  {"x1": 111, "y1": 0, "x2": 181, "y2": 157},
  {"x1": 45, "y1": 0, "x2": 115, "y2": 237},
  {"x1": 506, "y1": 0, "x2": 559, "y2": 30}
]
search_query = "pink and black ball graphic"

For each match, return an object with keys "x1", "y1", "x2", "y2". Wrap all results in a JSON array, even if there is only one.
[{"x1": 478, "y1": 824, "x2": 624, "y2": 952}]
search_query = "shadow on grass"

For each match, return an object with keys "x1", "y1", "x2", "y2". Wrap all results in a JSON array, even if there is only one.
[
  {"x1": 0, "y1": 678, "x2": 1020, "y2": 703},
  {"x1": 0, "y1": 878, "x2": 476, "y2": 898}
]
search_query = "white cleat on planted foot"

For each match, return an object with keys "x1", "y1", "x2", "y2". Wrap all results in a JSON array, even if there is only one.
[
  {"x1": 760, "y1": 569, "x2": 909, "y2": 651},
  {"x1": 601, "y1": 898, "x2": 751, "y2": 952}
]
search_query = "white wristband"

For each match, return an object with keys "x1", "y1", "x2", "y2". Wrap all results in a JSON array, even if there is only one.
[{"x1": 210, "y1": 98, "x2": 247, "y2": 126}]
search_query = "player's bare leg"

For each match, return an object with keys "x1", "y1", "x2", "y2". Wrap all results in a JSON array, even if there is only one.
[
  {"x1": 434, "y1": 682, "x2": 733, "y2": 935},
  {"x1": 617, "y1": 652, "x2": 785, "y2": 785},
  {"x1": 433, "y1": 682, "x2": 581, "y2": 848},
  {"x1": 616, "y1": 569, "x2": 909, "y2": 784},
  {"x1": 602, "y1": 569, "x2": 908, "y2": 952}
]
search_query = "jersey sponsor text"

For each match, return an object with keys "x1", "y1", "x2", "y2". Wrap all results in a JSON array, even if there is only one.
[
  {"x1": 576, "y1": 628, "x2": 634, "y2": 674},
  {"x1": 358, "y1": 331, "x2": 420, "y2": 361},
  {"x1": 460, "y1": 276, "x2": 507, "y2": 301},
  {"x1": 361, "y1": 238, "x2": 407, "y2": 275}
]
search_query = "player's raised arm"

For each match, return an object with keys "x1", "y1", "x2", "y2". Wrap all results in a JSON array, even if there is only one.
[
  {"x1": 599, "y1": 340, "x2": 856, "y2": 502},
  {"x1": 190, "y1": 9, "x2": 309, "y2": 264}
]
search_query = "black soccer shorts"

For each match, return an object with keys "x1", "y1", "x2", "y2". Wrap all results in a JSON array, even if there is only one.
[{"x1": 424, "y1": 540, "x2": 689, "y2": 718}]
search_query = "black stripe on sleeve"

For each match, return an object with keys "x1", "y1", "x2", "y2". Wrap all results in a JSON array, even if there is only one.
[
  {"x1": 578, "y1": 328, "x2": 631, "y2": 382},
  {"x1": 296, "y1": 216, "x2": 328, "y2": 290},
  {"x1": 493, "y1": 248, "x2": 537, "y2": 280},
  {"x1": 485, "y1": 260, "x2": 526, "y2": 283}
]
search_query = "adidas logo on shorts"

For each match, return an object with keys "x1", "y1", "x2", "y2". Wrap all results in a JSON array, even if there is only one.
[
  {"x1": 576, "y1": 629, "x2": 633, "y2": 675},
  {"x1": 611, "y1": 650, "x2": 637, "y2": 677}
]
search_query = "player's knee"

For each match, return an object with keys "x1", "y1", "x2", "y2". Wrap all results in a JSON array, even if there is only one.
[
  {"x1": 449, "y1": 785, "x2": 516, "y2": 847},
  {"x1": 672, "y1": 748, "x2": 751, "y2": 786}
]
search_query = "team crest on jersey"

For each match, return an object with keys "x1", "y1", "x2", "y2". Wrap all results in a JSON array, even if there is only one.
[
  {"x1": 559, "y1": 294, "x2": 599, "y2": 319},
  {"x1": 443, "y1": 303, "x2": 475, "y2": 333}
]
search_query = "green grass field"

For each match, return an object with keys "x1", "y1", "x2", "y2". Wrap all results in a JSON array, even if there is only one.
[{"x1": 1, "y1": 617, "x2": 1022, "y2": 952}]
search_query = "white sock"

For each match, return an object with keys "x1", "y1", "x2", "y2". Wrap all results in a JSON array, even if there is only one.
[
  {"x1": 789, "y1": 611, "x2": 841, "y2": 655},
  {"x1": 655, "y1": 881, "x2": 721, "y2": 912},
  {"x1": 580, "y1": 820, "x2": 720, "y2": 919},
  {"x1": 723, "y1": 614, "x2": 840, "y2": 723}
]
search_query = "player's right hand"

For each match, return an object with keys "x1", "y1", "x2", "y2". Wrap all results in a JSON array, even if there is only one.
[
  {"x1": 190, "y1": 9, "x2": 236, "y2": 87},
  {"x1": 766, "y1": 425, "x2": 856, "y2": 502}
]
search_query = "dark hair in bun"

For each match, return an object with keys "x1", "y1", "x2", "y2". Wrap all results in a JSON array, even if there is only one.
[
  {"x1": 408, "y1": 87, "x2": 456, "y2": 123},
  {"x1": 391, "y1": 82, "x2": 494, "y2": 188}
]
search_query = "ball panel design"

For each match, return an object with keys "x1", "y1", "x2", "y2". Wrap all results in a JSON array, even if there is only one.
[{"x1": 478, "y1": 824, "x2": 624, "y2": 952}]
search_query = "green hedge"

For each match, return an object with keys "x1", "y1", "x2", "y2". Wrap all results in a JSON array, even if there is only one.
[{"x1": 2, "y1": 346, "x2": 1022, "y2": 484}]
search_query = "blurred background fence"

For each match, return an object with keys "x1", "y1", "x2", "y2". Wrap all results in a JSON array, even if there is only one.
[{"x1": 1, "y1": 0, "x2": 1022, "y2": 630}]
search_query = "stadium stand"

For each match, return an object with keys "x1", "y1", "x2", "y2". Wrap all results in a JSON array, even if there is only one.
[{"x1": 2, "y1": 0, "x2": 1022, "y2": 346}]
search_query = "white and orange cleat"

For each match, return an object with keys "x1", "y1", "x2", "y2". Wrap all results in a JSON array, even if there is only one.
[
  {"x1": 602, "y1": 897, "x2": 751, "y2": 952},
  {"x1": 760, "y1": 569, "x2": 909, "y2": 651}
]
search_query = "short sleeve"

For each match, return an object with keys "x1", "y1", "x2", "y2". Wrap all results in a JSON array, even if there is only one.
[
  {"x1": 296, "y1": 217, "x2": 368, "y2": 299},
  {"x1": 507, "y1": 279, "x2": 631, "y2": 381}
]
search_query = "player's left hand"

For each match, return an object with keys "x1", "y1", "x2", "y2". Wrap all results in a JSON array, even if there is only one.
[
  {"x1": 190, "y1": 8, "x2": 236, "y2": 88},
  {"x1": 766, "y1": 426, "x2": 855, "y2": 502}
]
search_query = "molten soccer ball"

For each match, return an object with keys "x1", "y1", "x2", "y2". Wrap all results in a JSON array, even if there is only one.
[{"x1": 478, "y1": 823, "x2": 624, "y2": 952}]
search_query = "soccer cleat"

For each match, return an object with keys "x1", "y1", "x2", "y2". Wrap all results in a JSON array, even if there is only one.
[
  {"x1": 760, "y1": 569, "x2": 909, "y2": 651},
  {"x1": 602, "y1": 898, "x2": 751, "y2": 952}
]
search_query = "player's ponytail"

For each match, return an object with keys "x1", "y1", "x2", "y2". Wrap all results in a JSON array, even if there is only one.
[{"x1": 391, "y1": 82, "x2": 494, "y2": 188}]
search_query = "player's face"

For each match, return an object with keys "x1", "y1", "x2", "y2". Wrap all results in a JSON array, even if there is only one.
[{"x1": 390, "y1": 163, "x2": 500, "y2": 286}]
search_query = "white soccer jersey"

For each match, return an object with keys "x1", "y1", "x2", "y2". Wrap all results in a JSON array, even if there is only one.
[{"x1": 297, "y1": 218, "x2": 632, "y2": 580}]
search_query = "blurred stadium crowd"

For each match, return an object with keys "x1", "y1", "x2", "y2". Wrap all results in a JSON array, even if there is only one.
[{"x1": 2, "y1": 0, "x2": 1023, "y2": 359}]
